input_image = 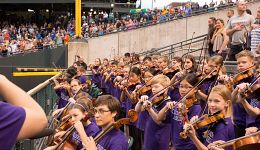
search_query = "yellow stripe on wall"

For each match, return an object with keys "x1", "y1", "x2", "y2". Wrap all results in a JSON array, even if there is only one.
[{"x1": 13, "y1": 72, "x2": 60, "y2": 76}]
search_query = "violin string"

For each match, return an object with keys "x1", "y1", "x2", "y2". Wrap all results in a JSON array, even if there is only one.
[{"x1": 197, "y1": 37, "x2": 206, "y2": 71}]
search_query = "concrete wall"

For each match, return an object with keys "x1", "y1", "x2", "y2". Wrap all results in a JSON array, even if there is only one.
[{"x1": 69, "y1": 1, "x2": 260, "y2": 64}]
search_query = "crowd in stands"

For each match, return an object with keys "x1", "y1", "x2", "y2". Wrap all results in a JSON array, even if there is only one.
[
  {"x1": 0, "y1": 19, "x2": 71, "y2": 56},
  {"x1": 82, "y1": 0, "x2": 239, "y2": 38},
  {"x1": 0, "y1": 0, "x2": 258, "y2": 57}
]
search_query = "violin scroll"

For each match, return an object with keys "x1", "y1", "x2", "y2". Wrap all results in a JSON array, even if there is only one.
[{"x1": 128, "y1": 109, "x2": 138, "y2": 123}]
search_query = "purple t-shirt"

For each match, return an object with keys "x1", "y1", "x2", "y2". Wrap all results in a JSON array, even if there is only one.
[
  {"x1": 246, "y1": 98, "x2": 260, "y2": 128},
  {"x1": 55, "y1": 88, "x2": 70, "y2": 109},
  {"x1": 202, "y1": 117, "x2": 235, "y2": 150},
  {"x1": 169, "y1": 103, "x2": 201, "y2": 150},
  {"x1": 125, "y1": 82, "x2": 142, "y2": 119},
  {"x1": 168, "y1": 86, "x2": 181, "y2": 102},
  {"x1": 199, "y1": 77, "x2": 216, "y2": 114},
  {"x1": 144, "y1": 99, "x2": 171, "y2": 150},
  {"x1": 91, "y1": 70, "x2": 101, "y2": 85},
  {"x1": 71, "y1": 121, "x2": 100, "y2": 150},
  {"x1": 233, "y1": 75, "x2": 255, "y2": 127},
  {"x1": 79, "y1": 75, "x2": 87, "y2": 84},
  {"x1": 0, "y1": 101, "x2": 26, "y2": 149},
  {"x1": 96, "y1": 128, "x2": 128, "y2": 150}
]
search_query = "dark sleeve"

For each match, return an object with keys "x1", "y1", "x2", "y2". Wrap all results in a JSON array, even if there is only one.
[{"x1": 0, "y1": 102, "x2": 26, "y2": 149}]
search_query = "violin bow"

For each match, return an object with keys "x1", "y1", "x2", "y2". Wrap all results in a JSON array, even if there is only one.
[
  {"x1": 182, "y1": 32, "x2": 195, "y2": 70},
  {"x1": 164, "y1": 68, "x2": 217, "y2": 113},
  {"x1": 54, "y1": 125, "x2": 75, "y2": 150},
  {"x1": 197, "y1": 37, "x2": 207, "y2": 72},
  {"x1": 198, "y1": 37, "x2": 207, "y2": 73}
]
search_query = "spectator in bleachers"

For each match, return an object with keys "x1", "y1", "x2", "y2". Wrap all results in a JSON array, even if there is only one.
[
  {"x1": 226, "y1": 9, "x2": 234, "y2": 23},
  {"x1": 208, "y1": 17, "x2": 216, "y2": 56},
  {"x1": 251, "y1": 7, "x2": 260, "y2": 60},
  {"x1": 211, "y1": 18, "x2": 229, "y2": 57},
  {"x1": 226, "y1": 0, "x2": 255, "y2": 61}
]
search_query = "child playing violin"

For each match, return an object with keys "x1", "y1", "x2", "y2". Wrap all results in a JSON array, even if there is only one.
[
  {"x1": 52, "y1": 79, "x2": 90, "y2": 118},
  {"x1": 197, "y1": 55, "x2": 224, "y2": 114},
  {"x1": 233, "y1": 82, "x2": 260, "y2": 135},
  {"x1": 76, "y1": 95, "x2": 128, "y2": 150},
  {"x1": 182, "y1": 54, "x2": 198, "y2": 74},
  {"x1": 52, "y1": 75, "x2": 71, "y2": 109},
  {"x1": 120, "y1": 66, "x2": 143, "y2": 150},
  {"x1": 150, "y1": 73, "x2": 201, "y2": 150},
  {"x1": 135, "y1": 74, "x2": 171, "y2": 150},
  {"x1": 91, "y1": 58, "x2": 102, "y2": 88},
  {"x1": 0, "y1": 74, "x2": 47, "y2": 149},
  {"x1": 163, "y1": 56, "x2": 182, "y2": 79},
  {"x1": 76, "y1": 66, "x2": 88, "y2": 84},
  {"x1": 45, "y1": 99, "x2": 100, "y2": 150},
  {"x1": 231, "y1": 50, "x2": 258, "y2": 138},
  {"x1": 168, "y1": 55, "x2": 197, "y2": 103},
  {"x1": 185, "y1": 85, "x2": 234, "y2": 150}
]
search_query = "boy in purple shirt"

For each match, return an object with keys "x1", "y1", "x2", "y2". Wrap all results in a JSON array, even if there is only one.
[
  {"x1": 229, "y1": 50, "x2": 258, "y2": 138},
  {"x1": 75, "y1": 95, "x2": 128, "y2": 150},
  {"x1": 135, "y1": 74, "x2": 172, "y2": 150},
  {"x1": 0, "y1": 74, "x2": 47, "y2": 149}
]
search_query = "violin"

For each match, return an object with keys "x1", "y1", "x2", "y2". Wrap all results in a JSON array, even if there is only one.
[
  {"x1": 180, "y1": 111, "x2": 225, "y2": 139},
  {"x1": 233, "y1": 70, "x2": 254, "y2": 84},
  {"x1": 138, "y1": 86, "x2": 152, "y2": 95},
  {"x1": 151, "y1": 93, "x2": 167, "y2": 105},
  {"x1": 94, "y1": 109, "x2": 138, "y2": 142},
  {"x1": 217, "y1": 131, "x2": 260, "y2": 150},
  {"x1": 240, "y1": 83, "x2": 260, "y2": 99},
  {"x1": 127, "y1": 81, "x2": 140, "y2": 91},
  {"x1": 225, "y1": 69, "x2": 255, "y2": 90},
  {"x1": 185, "y1": 98, "x2": 198, "y2": 109},
  {"x1": 133, "y1": 85, "x2": 152, "y2": 98},
  {"x1": 52, "y1": 115, "x2": 91, "y2": 150}
]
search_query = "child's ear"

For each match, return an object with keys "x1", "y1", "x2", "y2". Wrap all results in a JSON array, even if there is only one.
[
  {"x1": 225, "y1": 100, "x2": 231, "y2": 107},
  {"x1": 111, "y1": 111, "x2": 117, "y2": 118}
]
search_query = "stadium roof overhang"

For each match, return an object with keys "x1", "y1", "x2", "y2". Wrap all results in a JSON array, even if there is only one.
[{"x1": 0, "y1": 0, "x2": 74, "y2": 3}]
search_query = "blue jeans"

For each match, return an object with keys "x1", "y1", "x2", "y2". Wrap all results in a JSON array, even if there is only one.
[{"x1": 228, "y1": 44, "x2": 244, "y2": 61}]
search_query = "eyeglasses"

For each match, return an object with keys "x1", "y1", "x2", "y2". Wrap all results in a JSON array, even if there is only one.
[{"x1": 94, "y1": 108, "x2": 110, "y2": 115}]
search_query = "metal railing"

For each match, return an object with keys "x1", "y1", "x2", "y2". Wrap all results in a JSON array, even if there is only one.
[
  {"x1": 1, "y1": 45, "x2": 67, "y2": 58},
  {"x1": 138, "y1": 34, "x2": 207, "y2": 57},
  {"x1": 138, "y1": 33, "x2": 238, "y2": 75},
  {"x1": 12, "y1": 70, "x2": 94, "y2": 150},
  {"x1": 13, "y1": 73, "x2": 61, "y2": 150}
]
